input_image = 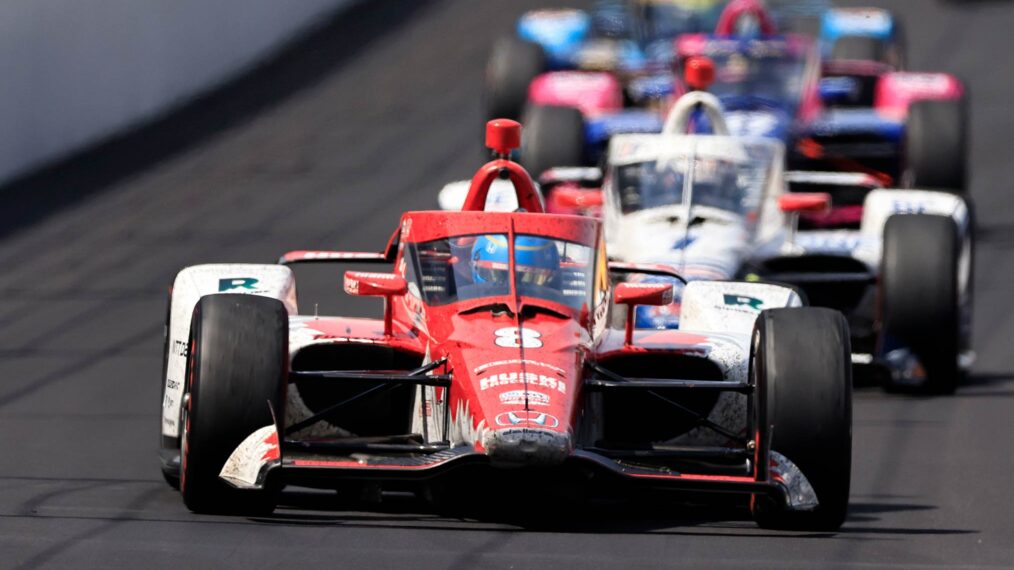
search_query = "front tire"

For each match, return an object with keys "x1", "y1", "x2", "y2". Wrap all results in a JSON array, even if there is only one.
[
  {"x1": 520, "y1": 104, "x2": 585, "y2": 181},
  {"x1": 180, "y1": 294, "x2": 288, "y2": 514},
  {"x1": 484, "y1": 37, "x2": 546, "y2": 121},
  {"x1": 905, "y1": 99, "x2": 967, "y2": 191},
  {"x1": 751, "y1": 307, "x2": 852, "y2": 531},
  {"x1": 881, "y1": 214, "x2": 960, "y2": 393}
]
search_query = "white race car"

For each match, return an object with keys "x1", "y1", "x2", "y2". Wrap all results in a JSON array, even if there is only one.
[{"x1": 439, "y1": 91, "x2": 974, "y2": 393}]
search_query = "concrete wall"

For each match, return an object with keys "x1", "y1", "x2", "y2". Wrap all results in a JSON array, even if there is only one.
[{"x1": 0, "y1": 0, "x2": 352, "y2": 184}]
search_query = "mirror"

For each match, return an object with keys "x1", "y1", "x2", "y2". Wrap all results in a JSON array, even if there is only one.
[
  {"x1": 778, "y1": 192, "x2": 831, "y2": 214},
  {"x1": 549, "y1": 186, "x2": 604, "y2": 213},
  {"x1": 613, "y1": 282, "x2": 674, "y2": 308},
  {"x1": 343, "y1": 271, "x2": 407, "y2": 297}
]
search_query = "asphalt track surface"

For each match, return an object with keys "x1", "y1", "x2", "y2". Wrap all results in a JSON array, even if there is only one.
[{"x1": 1, "y1": 0, "x2": 1013, "y2": 568}]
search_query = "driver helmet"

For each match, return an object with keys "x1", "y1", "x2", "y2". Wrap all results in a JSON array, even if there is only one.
[
  {"x1": 647, "y1": 165, "x2": 685, "y2": 208},
  {"x1": 693, "y1": 158, "x2": 741, "y2": 211},
  {"x1": 472, "y1": 235, "x2": 560, "y2": 286}
]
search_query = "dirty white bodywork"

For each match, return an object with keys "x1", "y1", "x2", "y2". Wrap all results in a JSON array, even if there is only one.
[
  {"x1": 780, "y1": 187, "x2": 972, "y2": 282},
  {"x1": 681, "y1": 281, "x2": 805, "y2": 334},
  {"x1": 603, "y1": 133, "x2": 788, "y2": 281},
  {"x1": 664, "y1": 281, "x2": 804, "y2": 448},
  {"x1": 161, "y1": 264, "x2": 297, "y2": 439}
]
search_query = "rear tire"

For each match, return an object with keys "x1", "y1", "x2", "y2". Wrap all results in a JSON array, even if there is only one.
[
  {"x1": 905, "y1": 99, "x2": 967, "y2": 192},
  {"x1": 180, "y1": 294, "x2": 287, "y2": 514},
  {"x1": 829, "y1": 13, "x2": 905, "y2": 68},
  {"x1": 881, "y1": 214, "x2": 960, "y2": 394},
  {"x1": 484, "y1": 37, "x2": 546, "y2": 121},
  {"x1": 751, "y1": 307, "x2": 852, "y2": 531},
  {"x1": 831, "y1": 36, "x2": 885, "y2": 63},
  {"x1": 520, "y1": 104, "x2": 585, "y2": 181}
]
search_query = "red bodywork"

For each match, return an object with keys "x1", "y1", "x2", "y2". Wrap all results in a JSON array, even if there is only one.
[
  {"x1": 266, "y1": 121, "x2": 780, "y2": 504},
  {"x1": 714, "y1": 0, "x2": 777, "y2": 36}
]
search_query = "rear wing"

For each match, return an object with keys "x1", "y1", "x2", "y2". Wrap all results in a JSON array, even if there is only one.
[
  {"x1": 280, "y1": 225, "x2": 401, "y2": 265},
  {"x1": 785, "y1": 170, "x2": 883, "y2": 194},
  {"x1": 279, "y1": 251, "x2": 390, "y2": 265}
]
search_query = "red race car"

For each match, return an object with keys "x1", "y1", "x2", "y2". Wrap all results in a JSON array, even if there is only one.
[{"x1": 159, "y1": 120, "x2": 852, "y2": 530}]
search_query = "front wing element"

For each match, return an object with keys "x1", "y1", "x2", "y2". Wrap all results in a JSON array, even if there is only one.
[{"x1": 219, "y1": 434, "x2": 818, "y2": 511}]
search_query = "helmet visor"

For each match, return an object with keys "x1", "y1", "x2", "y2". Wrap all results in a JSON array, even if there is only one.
[
  {"x1": 473, "y1": 261, "x2": 510, "y2": 285},
  {"x1": 516, "y1": 265, "x2": 555, "y2": 286}
]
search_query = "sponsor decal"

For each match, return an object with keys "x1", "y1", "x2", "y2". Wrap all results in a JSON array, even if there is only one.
[
  {"x1": 420, "y1": 401, "x2": 433, "y2": 418},
  {"x1": 891, "y1": 200, "x2": 927, "y2": 215},
  {"x1": 296, "y1": 251, "x2": 383, "y2": 260},
  {"x1": 480, "y1": 371, "x2": 567, "y2": 394},
  {"x1": 888, "y1": 73, "x2": 954, "y2": 97},
  {"x1": 547, "y1": 72, "x2": 614, "y2": 93},
  {"x1": 700, "y1": 38, "x2": 795, "y2": 59},
  {"x1": 671, "y1": 235, "x2": 698, "y2": 251},
  {"x1": 499, "y1": 390, "x2": 551, "y2": 407},
  {"x1": 219, "y1": 277, "x2": 259, "y2": 292},
  {"x1": 725, "y1": 111, "x2": 780, "y2": 137},
  {"x1": 795, "y1": 233, "x2": 862, "y2": 252},
  {"x1": 473, "y1": 359, "x2": 566, "y2": 375},
  {"x1": 170, "y1": 336, "x2": 188, "y2": 354},
  {"x1": 723, "y1": 294, "x2": 764, "y2": 311},
  {"x1": 495, "y1": 411, "x2": 560, "y2": 428},
  {"x1": 494, "y1": 327, "x2": 543, "y2": 348},
  {"x1": 527, "y1": 8, "x2": 581, "y2": 21},
  {"x1": 623, "y1": 282, "x2": 673, "y2": 291},
  {"x1": 170, "y1": 339, "x2": 188, "y2": 357}
]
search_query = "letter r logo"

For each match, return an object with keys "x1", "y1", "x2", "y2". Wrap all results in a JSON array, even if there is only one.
[
  {"x1": 219, "y1": 277, "x2": 259, "y2": 292},
  {"x1": 723, "y1": 294, "x2": 763, "y2": 310}
]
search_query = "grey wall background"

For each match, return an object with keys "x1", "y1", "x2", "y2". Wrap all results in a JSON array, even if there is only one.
[{"x1": 0, "y1": 0, "x2": 353, "y2": 185}]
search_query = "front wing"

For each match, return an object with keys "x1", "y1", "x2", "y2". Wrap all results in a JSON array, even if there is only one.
[{"x1": 221, "y1": 421, "x2": 818, "y2": 511}]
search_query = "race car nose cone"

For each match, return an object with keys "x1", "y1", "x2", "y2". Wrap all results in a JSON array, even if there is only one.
[{"x1": 483, "y1": 426, "x2": 572, "y2": 467}]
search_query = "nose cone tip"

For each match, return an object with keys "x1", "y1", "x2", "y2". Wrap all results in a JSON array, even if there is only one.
[{"x1": 483, "y1": 428, "x2": 572, "y2": 467}]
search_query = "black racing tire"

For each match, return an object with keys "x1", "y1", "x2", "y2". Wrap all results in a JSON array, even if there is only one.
[
  {"x1": 484, "y1": 36, "x2": 546, "y2": 121},
  {"x1": 829, "y1": 14, "x2": 905, "y2": 68},
  {"x1": 881, "y1": 214, "x2": 960, "y2": 394},
  {"x1": 905, "y1": 98, "x2": 968, "y2": 192},
  {"x1": 891, "y1": 18, "x2": 907, "y2": 69},
  {"x1": 831, "y1": 36, "x2": 886, "y2": 63},
  {"x1": 520, "y1": 104, "x2": 585, "y2": 180},
  {"x1": 180, "y1": 294, "x2": 287, "y2": 514},
  {"x1": 751, "y1": 307, "x2": 852, "y2": 531}
]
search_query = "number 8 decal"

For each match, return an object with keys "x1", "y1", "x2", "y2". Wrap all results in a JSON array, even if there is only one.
[{"x1": 494, "y1": 327, "x2": 542, "y2": 348}]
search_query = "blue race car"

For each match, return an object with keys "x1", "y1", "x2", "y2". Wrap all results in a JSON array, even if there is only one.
[
  {"x1": 484, "y1": 0, "x2": 725, "y2": 122},
  {"x1": 517, "y1": 0, "x2": 813, "y2": 178},
  {"x1": 672, "y1": 0, "x2": 965, "y2": 193}
]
